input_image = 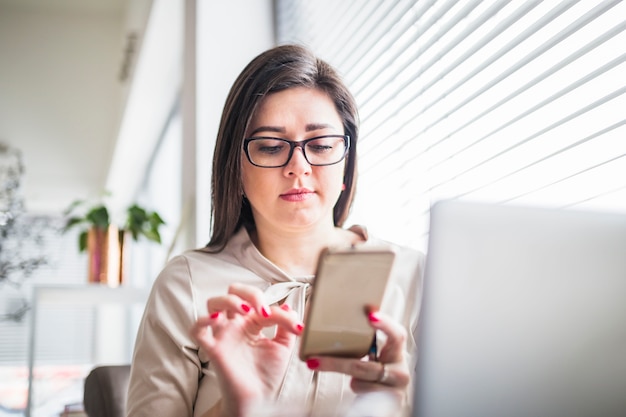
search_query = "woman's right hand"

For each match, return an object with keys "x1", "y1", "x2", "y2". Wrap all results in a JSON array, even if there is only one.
[{"x1": 190, "y1": 283, "x2": 304, "y2": 417}]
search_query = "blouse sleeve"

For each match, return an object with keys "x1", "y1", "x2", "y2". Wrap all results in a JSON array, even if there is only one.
[
  {"x1": 380, "y1": 244, "x2": 425, "y2": 405},
  {"x1": 126, "y1": 255, "x2": 202, "y2": 417}
]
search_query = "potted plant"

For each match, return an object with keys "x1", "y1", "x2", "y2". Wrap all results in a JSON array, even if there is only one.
[{"x1": 63, "y1": 199, "x2": 165, "y2": 286}]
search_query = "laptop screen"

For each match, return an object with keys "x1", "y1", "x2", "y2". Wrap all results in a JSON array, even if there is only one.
[{"x1": 413, "y1": 200, "x2": 626, "y2": 417}]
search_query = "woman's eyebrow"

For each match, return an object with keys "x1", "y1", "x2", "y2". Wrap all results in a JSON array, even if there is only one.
[
  {"x1": 306, "y1": 123, "x2": 337, "y2": 131},
  {"x1": 249, "y1": 126, "x2": 286, "y2": 136},
  {"x1": 249, "y1": 123, "x2": 338, "y2": 136}
]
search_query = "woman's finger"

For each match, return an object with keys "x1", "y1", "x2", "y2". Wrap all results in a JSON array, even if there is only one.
[
  {"x1": 190, "y1": 315, "x2": 218, "y2": 351},
  {"x1": 206, "y1": 293, "x2": 253, "y2": 317},
  {"x1": 246, "y1": 303, "x2": 304, "y2": 341},
  {"x1": 350, "y1": 378, "x2": 407, "y2": 395},
  {"x1": 272, "y1": 304, "x2": 305, "y2": 343},
  {"x1": 367, "y1": 311, "x2": 407, "y2": 363},
  {"x1": 228, "y1": 283, "x2": 272, "y2": 317},
  {"x1": 305, "y1": 356, "x2": 407, "y2": 388}
]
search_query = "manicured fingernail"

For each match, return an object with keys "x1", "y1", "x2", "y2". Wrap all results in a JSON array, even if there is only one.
[
  {"x1": 306, "y1": 359, "x2": 320, "y2": 370},
  {"x1": 280, "y1": 304, "x2": 290, "y2": 311},
  {"x1": 210, "y1": 311, "x2": 220, "y2": 319},
  {"x1": 368, "y1": 311, "x2": 380, "y2": 322},
  {"x1": 241, "y1": 303, "x2": 251, "y2": 313},
  {"x1": 295, "y1": 323, "x2": 304, "y2": 333},
  {"x1": 261, "y1": 306, "x2": 271, "y2": 318}
]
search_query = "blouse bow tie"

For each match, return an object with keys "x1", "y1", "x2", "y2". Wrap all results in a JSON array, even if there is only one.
[{"x1": 263, "y1": 280, "x2": 312, "y2": 321}]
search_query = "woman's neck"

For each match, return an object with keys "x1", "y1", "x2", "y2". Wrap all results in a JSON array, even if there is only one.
[{"x1": 250, "y1": 225, "x2": 361, "y2": 277}]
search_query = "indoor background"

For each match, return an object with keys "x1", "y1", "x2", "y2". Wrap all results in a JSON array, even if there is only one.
[{"x1": 1, "y1": 0, "x2": 625, "y2": 415}]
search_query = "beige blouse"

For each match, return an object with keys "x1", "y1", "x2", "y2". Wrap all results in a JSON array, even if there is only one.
[{"x1": 126, "y1": 227, "x2": 424, "y2": 417}]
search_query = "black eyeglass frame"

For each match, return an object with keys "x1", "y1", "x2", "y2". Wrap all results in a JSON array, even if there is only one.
[{"x1": 243, "y1": 134, "x2": 350, "y2": 168}]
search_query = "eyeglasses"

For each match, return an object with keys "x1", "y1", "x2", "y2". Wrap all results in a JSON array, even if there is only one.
[{"x1": 243, "y1": 135, "x2": 350, "y2": 168}]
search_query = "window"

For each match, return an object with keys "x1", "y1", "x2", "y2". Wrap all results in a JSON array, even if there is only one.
[
  {"x1": 135, "y1": 107, "x2": 183, "y2": 285},
  {"x1": 276, "y1": 0, "x2": 626, "y2": 251}
]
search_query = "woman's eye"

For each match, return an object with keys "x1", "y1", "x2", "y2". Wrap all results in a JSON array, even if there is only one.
[
  {"x1": 308, "y1": 144, "x2": 333, "y2": 153},
  {"x1": 307, "y1": 138, "x2": 339, "y2": 154},
  {"x1": 253, "y1": 140, "x2": 287, "y2": 154},
  {"x1": 258, "y1": 145, "x2": 284, "y2": 154}
]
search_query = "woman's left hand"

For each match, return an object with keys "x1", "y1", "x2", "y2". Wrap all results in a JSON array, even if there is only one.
[{"x1": 304, "y1": 310, "x2": 410, "y2": 399}]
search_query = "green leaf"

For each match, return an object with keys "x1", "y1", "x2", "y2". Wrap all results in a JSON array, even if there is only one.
[
  {"x1": 62, "y1": 199, "x2": 85, "y2": 216},
  {"x1": 142, "y1": 229, "x2": 161, "y2": 243},
  {"x1": 63, "y1": 216, "x2": 85, "y2": 232},
  {"x1": 149, "y1": 212, "x2": 165, "y2": 226},
  {"x1": 126, "y1": 205, "x2": 146, "y2": 234},
  {"x1": 78, "y1": 231, "x2": 88, "y2": 252},
  {"x1": 86, "y1": 205, "x2": 109, "y2": 229}
]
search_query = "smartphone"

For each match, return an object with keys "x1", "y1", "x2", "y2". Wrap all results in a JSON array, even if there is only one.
[{"x1": 299, "y1": 245, "x2": 396, "y2": 360}]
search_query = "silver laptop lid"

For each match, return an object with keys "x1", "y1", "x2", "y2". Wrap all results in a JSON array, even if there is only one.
[{"x1": 413, "y1": 200, "x2": 626, "y2": 417}]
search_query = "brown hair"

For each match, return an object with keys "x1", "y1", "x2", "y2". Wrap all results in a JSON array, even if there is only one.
[{"x1": 207, "y1": 44, "x2": 359, "y2": 251}]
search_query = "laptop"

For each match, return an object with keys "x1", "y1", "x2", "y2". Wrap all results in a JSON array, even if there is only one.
[{"x1": 413, "y1": 200, "x2": 626, "y2": 417}]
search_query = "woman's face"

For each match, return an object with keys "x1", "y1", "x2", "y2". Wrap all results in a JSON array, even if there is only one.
[{"x1": 241, "y1": 87, "x2": 346, "y2": 234}]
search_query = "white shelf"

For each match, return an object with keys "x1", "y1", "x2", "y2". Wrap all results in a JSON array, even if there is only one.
[
  {"x1": 32, "y1": 284, "x2": 148, "y2": 305},
  {"x1": 25, "y1": 284, "x2": 149, "y2": 417}
]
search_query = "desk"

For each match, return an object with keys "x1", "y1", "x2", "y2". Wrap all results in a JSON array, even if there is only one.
[{"x1": 25, "y1": 284, "x2": 149, "y2": 417}]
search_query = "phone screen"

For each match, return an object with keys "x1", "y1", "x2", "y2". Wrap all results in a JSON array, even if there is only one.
[{"x1": 299, "y1": 246, "x2": 395, "y2": 360}]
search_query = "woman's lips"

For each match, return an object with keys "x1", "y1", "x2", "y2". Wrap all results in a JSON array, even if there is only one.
[{"x1": 280, "y1": 188, "x2": 314, "y2": 202}]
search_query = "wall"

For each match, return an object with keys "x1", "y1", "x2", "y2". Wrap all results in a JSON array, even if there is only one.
[
  {"x1": 195, "y1": 0, "x2": 275, "y2": 245},
  {"x1": 0, "y1": 2, "x2": 125, "y2": 214}
]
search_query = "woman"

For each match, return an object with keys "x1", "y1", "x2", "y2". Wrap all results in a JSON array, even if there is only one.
[{"x1": 127, "y1": 44, "x2": 424, "y2": 417}]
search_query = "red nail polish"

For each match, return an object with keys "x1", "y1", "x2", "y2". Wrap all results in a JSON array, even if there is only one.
[
  {"x1": 281, "y1": 304, "x2": 290, "y2": 311},
  {"x1": 368, "y1": 311, "x2": 380, "y2": 322},
  {"x1": 306, "y1": 359, "x2": 320, "y2": 370},
  {"x1": 241, "y1": 304, "x2": 251, "y2": 313},
  {"x1": 296, "y1": 323, "x2": 304, "y2": 333},
  {"x1": 210, "y1": 311, "x2": 220, "y2": 319},
  {"x1": 261, "y1": 306, "x2": 271, "y2": 318}
]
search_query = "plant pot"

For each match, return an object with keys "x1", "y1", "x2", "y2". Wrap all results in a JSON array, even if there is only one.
[{"x1": 87, "y1": 226, "x2": 122, "y2": 287}]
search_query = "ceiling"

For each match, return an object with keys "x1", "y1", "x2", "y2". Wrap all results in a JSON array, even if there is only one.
[
  {"x1": 0, "y1": 0, "x2": 141, "y2": 215},
  {"x1": 0, "y1": 0, "x2": 127, "y2": 14}
]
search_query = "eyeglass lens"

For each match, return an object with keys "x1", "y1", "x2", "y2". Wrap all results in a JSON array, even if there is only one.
[{"x1": 246, "y1": 136, "x2": 347, "y2": 167}]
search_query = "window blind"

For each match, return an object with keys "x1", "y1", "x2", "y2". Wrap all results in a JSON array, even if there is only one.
[{"x1": 275, "y1": 0, "x2": 626, "y2": 251}]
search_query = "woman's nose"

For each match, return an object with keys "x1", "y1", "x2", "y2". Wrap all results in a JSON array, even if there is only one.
[{"x1": 284, "y1": 147, "x2": 312, "y2": 176}]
